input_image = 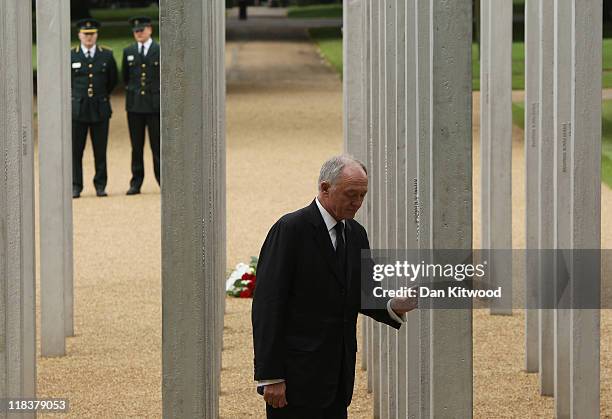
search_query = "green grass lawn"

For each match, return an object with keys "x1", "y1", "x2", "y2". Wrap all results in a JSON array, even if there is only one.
[
  {"x1": 602, "y1": 101, "x2": 612, "y2": 187},
  {"x1": 288, "y1": 4, "x2": 342, "y2": 19},
  {"x1": 91, "y1": 5, "x2": 159, "y2": 22},
  {"x1": 309, "y1": 27, "x2": 343, "y2": 75},
  {"x1": 512, "y1": 101, "x2": 612, "y2": 188},
  {"x1": 310, "y1": 26, "x2": 612, "y2": 188},
  {"x1": 290, "y1": 1, "x2": 522, "y2": 18},
  {"x1": 311, "y1": 29, "x2": 612, "y2": 91},
  {"x1": 472, "y1": 43, "x2": 525, "y2": 90}
]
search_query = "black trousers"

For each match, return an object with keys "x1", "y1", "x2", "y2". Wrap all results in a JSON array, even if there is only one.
[
  {"x1": 265, "y1": 352, "x2": 348, "y2": 419},
  {"x1": 265, "y1": 382, "x2": 347, "y2": 419},
  {"x1": 127, "y1": 112, "x2": 160, "y2": 189},
  {"x1": 72, "y1": 119, "x2": 109, "y2": 192}
]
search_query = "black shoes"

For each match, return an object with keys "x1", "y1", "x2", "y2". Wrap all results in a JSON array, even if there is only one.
[
  {"x1": 126, "y1": 186, "x2": 141, "y2": 196},
  {"x1": 72, "y1": 187, "x2": 107, "y2": 198}
]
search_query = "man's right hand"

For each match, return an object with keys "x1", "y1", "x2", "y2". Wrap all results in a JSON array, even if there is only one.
[{"x1": 263, "y1": 381, "x2": 288, "y2": 409}]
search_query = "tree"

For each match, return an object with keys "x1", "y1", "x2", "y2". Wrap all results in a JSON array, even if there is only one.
[
  {"x1": 71, "y1": 0, "x2": 92, "y2": 20},
  {"x1": 605, "y1": 1, "x2": 612, "y2": 23}
]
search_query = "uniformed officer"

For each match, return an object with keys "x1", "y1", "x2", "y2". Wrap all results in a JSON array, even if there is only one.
[
  {"x1": 71, "y1": 19, "x2": 118, "y2": 198},
  {"x1": 122, "y1": 16, "x2": 161, "y2": 195}
]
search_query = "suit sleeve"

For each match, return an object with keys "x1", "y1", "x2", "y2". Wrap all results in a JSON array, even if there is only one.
[
  {"x1": 122, "y1": 49, "x2": 130, "y2": 86},
  {"x1": 251, "y1": 219, "x2": 296, "y2": 381},
  {"x1": 358, "y1": 229, "x2": 402, "y2": 330},
  {"x1": 107, "y1": 53, "x2": 119, "y2": 95}
]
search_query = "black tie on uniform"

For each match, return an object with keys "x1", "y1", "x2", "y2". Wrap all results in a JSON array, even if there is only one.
[
  {"x1": 86, "y1": 49, "x2": 91, "y2": 59},
  {"x1": 334, "y1": 222, "x2": 346, "y2": 274},
  {"x1": 139, "y1": 44, "x2": 145, "y2": 59}
]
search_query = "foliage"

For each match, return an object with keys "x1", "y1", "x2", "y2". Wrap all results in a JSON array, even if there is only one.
[
  {"x1": 226, "y1": 257, "x2": 258, "y2": 298},
  {"x1": 91, "y1": 5, "x2": 159, "y2": 22},
  {"x1": 71, "y1": 0, "x2": 92, "y2": 20}
]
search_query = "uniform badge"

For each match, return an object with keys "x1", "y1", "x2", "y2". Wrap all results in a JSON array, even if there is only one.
[
  {"x1": 72, "y1": 62, "x2": 82, "y2": 69},
  {"x1": 127, "y1": 55, "x2": 135, "y2": 61}
]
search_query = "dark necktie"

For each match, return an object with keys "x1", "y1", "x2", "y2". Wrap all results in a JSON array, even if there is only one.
[
  {"x1": 334, "y1": 222, "x2": 346, "y2": 272},
  {"x1": 86, "y1": 49, "x2": 91, "y2": 59},
  {"x1": 139, "y1": 44, "x2": 145, "y2": 59}
]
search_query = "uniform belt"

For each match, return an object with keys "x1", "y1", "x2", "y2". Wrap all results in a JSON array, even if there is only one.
[{"x1": 72, "y1": 95, "x2": 108, "y2": 100}]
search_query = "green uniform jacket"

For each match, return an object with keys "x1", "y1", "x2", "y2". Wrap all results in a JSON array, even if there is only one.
[
  {"x1": 71, "y1": 45, "x2": 118, "y2": 123},
  {"x1": 122, "y1": 41, "x2": 161, "y2": 114}
]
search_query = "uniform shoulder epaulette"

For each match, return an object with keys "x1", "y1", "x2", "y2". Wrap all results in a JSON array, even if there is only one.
[{"x1": 99, "y1": 45, "x2": 112, "y2": 52}]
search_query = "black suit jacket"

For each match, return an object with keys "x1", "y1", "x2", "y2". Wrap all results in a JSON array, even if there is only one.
[
  {"x1": 252, "y1": 200, "x2": 400, "y2": 408},
  {"x1": 71, "y1": 45, "x2": 118, "y2": 123},
  {"x1": 122, "y1": 41, "x2": 161, "y2": 114}
]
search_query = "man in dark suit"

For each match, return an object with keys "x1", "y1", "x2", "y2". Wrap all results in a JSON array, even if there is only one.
[
  {"x1": 71, "y1": 19, "x2": 118, "y2": 198},
  {"x1": 122, "y1": 16, "x2": 161, "y2": 195},
  {"x1": 252, "y1": 155, "x2": 417, "y2": 418}
]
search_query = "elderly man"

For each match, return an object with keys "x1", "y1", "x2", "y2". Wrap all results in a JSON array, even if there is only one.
[{"x1": 252, "y1": 155, "x2": 417, "y2": 418}]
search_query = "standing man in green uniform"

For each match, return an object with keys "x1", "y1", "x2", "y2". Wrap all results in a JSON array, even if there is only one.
[
  {"x1": 122, "y1": 16, "x2": 161, "y2": 195},
  {"x1": 71, "y1": 19, "x2": 118, "y2": 198}
]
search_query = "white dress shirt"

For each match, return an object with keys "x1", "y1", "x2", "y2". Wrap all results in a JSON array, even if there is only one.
[
  {"x1": 257, "y1": 198, "x2": 405, "y2": 388},
  {"x1": 138, "y1": 38, "x2": 153, "y2": 56},
  {"x1": 81, "y1": 44, "x2": 97, "y2": 58}
]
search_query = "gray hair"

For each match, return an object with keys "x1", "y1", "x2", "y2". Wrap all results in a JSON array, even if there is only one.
[{"x1": 318, "y1": 154, "x2": 367, "y2": 191}]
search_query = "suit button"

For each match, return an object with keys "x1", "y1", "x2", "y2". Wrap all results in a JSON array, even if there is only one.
[
  {"x1": 88, "y1": 73, "x2": 93, "y2": 78},
  {"x1": 141, "y1": 91, "x2": 146, "y2": 95},
  {"x1": 142, "y1": 64, "x2": 146, "y2": 68},
  {"x1": 141, "y1": 72, "x2": 146, "y2": 77},
  {"x1": 88, "y1": 63, "x2": 93, "y2": 68},
  {"x1": 141, "y1": 82, "x2": 146, "y2": 87}
]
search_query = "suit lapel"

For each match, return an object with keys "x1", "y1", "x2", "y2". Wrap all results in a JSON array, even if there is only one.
[
  {"x1": 91, "y1": 46, "x2": 100, "y2": 65},
  {"x1": 76, "y1": 47, "x2": 86, "y2": 62},
  {"x1": 148, "y1": 41, "x2": 160, "y2": 59},
  {"x1": 306, "y1": 200, "x2": 345, "y2": 288}
]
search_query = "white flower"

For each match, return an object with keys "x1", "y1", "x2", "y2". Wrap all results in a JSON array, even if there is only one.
[{"x1": 225, "y1": 263, "x2": 251, "y2": 291}]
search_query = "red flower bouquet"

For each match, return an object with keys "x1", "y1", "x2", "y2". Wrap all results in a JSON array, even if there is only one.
[{"x1": 226, "y1": 256, "x2": 258, "y2": 298}]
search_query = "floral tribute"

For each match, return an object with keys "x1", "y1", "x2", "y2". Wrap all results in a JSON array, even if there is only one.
[{"x1": 225, "y1": 256, "x2": 258, "y2": 298}]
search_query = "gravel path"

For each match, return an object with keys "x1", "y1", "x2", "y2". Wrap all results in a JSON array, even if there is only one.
[{"x1": 34, "y1": 14, "x2": 610, "y2": 419}]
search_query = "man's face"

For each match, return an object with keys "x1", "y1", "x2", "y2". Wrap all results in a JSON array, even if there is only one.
[
  {"x1": 133, "y1": 26, "x2": 153, "y2": 43},
  {"x1": 79, "y1": 32, "x2": 98, "y2": 49},
  {"x1": 320, "y1": 165, "x2": 368, "y2": 221}
]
